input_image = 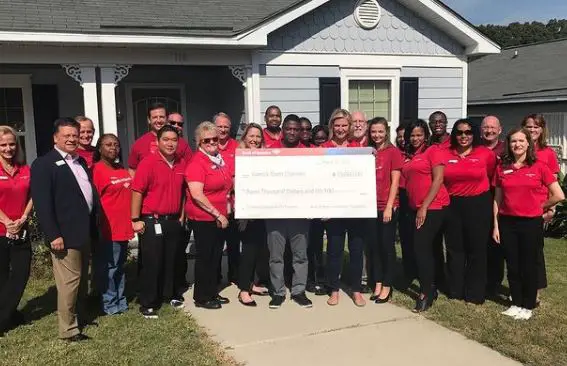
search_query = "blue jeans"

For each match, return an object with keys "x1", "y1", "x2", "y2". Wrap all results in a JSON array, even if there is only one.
[
  {"x1": 97, "y1": 241, "x2": 128, "y2": 315},
  {"x1": 325, "y1": 219, "x2": 365, "y2": 292}
]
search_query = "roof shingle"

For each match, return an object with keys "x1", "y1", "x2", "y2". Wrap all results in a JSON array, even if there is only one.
[
  {"x1": 468, "y1": 38, "x2": 567, "y2": 104},
  {"x1": 0, "y1": 0, "x2": 305, "y2": 36}
]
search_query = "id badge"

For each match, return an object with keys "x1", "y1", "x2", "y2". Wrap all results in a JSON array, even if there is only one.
[{"x1": 154, "y1": 223, "x2": 163, "y2": 236}]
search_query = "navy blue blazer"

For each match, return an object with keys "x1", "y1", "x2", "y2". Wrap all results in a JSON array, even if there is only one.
[{"x1": 31, "y1": 149, "x2": 100, "y2": 249}]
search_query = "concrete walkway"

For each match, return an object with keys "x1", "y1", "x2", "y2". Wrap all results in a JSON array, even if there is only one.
[{"x1": 184, "y1": 286, "x2": 520, "y2": 366}]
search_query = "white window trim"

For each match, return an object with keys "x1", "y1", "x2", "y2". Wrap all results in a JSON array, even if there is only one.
[
  {"x1": 124, "y1": 83, "x2": 188, "y2": 152},
  {"x1": 340, "y1": 68, "x2": 400, "y2": 142},
  {"x1": 0, "y1": 74, "x2": 37, "y2": 163}
]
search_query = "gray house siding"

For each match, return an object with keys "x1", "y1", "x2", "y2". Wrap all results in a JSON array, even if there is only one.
[
  {"x1": 266, "y1": 0, "x2": 463, "y2": 55},
  {"x1": 468, "y1": 102, "x2": 567, "y2": 134},
  {"x1": 401, "y1": 67, "x2": 463, "y2": 124},
  {"x1": 259, "y1": 65, "x2": 340, "y2": 124}
]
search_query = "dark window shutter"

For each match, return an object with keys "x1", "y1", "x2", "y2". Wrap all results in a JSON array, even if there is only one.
[
  {"x1": 32, "y1": 85, "x2": 59, "y2": 157},
  {"x1": 319, "y1": 78, "x2": 340, "y2": 125},
  {"x1": 399, "y1": 77, "x2": 419, "y2": 127}
]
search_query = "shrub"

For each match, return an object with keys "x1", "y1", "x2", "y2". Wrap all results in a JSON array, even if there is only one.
[{"x1": 544, "y1": 172, "x2": 567, "y2": 238}]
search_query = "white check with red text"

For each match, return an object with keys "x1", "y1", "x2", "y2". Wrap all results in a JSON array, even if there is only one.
[{"x1": 234, "y1": 147, "x2": 377, "y2": 219}]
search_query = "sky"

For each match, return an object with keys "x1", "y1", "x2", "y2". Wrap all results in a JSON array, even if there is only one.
[{"x1": 441, "y1": 0, "x2": 567, "y2": 25}]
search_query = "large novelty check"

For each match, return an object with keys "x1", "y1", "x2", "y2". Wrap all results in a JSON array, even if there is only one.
[{"x1": 234, "y1": 147, "x2": 377, "y2": 219}]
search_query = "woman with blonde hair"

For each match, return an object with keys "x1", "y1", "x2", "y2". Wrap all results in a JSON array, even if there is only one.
[
  {"x1": 235, "y1": 123, "x2": 270, "y2": 306},
  {"x1": 185, "y1": 121, "x2": 234, "y2": 309},
  {"x1": 320, "y1": 109, "x2": 366, "y2": 306},
  {"x1": 0, "y1": 126, "x2": 33, "y2": 335},
  {"x1": 74, "y1": 116, "x2": 96, "y2": 169}
]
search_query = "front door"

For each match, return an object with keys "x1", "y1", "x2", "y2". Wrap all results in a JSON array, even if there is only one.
[
  {"x1": 0, "y1": 75, "x2": 37, "y2": 162},
  {"x1": 125, "y1": 84, "x2": 187, "y2": 154}
]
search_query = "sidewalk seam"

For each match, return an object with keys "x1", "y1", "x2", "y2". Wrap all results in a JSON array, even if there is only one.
[{"x1": 227, "y1": 315, "x2": 417, "y2": 349}]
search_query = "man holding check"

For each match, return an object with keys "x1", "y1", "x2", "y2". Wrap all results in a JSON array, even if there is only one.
[{"x1": 266, "y1": 115, "x2": 312, "y2": 309}]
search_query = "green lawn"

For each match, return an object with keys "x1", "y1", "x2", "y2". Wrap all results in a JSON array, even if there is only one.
[
  {"x1": 0, "y1": 261, "x2": 236, "y2": 366},
  {"x1": 2, "y1": 240, "x2": 566, "y2": 365},
  {"x1": 391, "y1": 238, "x2": 567, "y2": 366}
]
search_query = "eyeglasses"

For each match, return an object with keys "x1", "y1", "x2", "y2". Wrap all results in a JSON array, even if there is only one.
[
  {"x1": 455, "y1": 130, "x2": 473, "y2": 136},
  {"x1": 201, "y1": 137, "x2": 219, "y2": 144},
  {"x1": 168, "y1": 121, "x2": 184, "y2": 127}
]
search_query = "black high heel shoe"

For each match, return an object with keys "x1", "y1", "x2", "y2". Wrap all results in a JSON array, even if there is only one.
[
  {"x1": 412, "y1": 293, "x2": 435, "y2": 313},
  {"x1": 375, "y1": 288, "x2": 393, "y2": 304}
]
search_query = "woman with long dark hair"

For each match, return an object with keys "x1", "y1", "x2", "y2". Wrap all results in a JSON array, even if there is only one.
[
  {"x1": 367, "y1": 118, "x2": 403, "y2": 303},
  {"x1": 401, "y1": 119, "x2": 450, "y2": 312},
  {"x1": 439, "y1": 119, "x2": 496, "y2": 304},
  {"x1": 521, "y1": 114, "x2": 560, "y2": 299},
  {"x1": 493, "y1": 128, "x2": 564, "y2": 320},
  {"x1": 92, "y1": 134, "x2": 133, "y2": 315}
]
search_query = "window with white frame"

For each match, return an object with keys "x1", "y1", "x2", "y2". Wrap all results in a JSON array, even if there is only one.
[
  {"x1": 0, "y1": 88, "x2": 27, "y2": 160},
  {"x1": 348, "y1": 80, "x2": 391, "y2": 119}
]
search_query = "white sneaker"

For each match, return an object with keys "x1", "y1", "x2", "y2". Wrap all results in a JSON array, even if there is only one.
[
  {"x1": 501, "y1": 305, "x2": 522, "y2": 317},
  {"x1": 513, "y1": 308, "x2": 533, "y2": 320}
]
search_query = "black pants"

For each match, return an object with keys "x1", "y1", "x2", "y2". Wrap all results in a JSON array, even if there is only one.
[
  {"x1": 238, "y1": 220, "x2": 269, "y2": 292},
  {"x1": 193, "y1": 221, "x2": 225, "y2": 303},
  {"x1": 499, "y1": 216, "x2": 542, "y2": 310},
  {"x1": 398, "y1": 189, "x2": 417, "y2": 281},
  {"x1": 412, "y1": 208, "x2": 448, "y2": 295},
  {"x1": 326, "y1": 218, "x2": 365, "y2": 292},
  {"x1": 445, "y1": 192, "x2": 492, "y2": 303},
  {"x1": 536, "y1": 241, "x2": 547, "y2": 290},
  {"x1": 219, "y1": 218, "x2": 240, "y2": 284},
  {"x1": 138, "y1": 217, "x2": 185, "y2": 309},
  {"x1": 367, "y1": 210, "x2": 399, "y2": 288},
  {"x1": 307, "y1": 219, "x2": 325, "y2": 285},
  {"x1": 0, "y1": 237, "x2": 31, "y2": 331}
]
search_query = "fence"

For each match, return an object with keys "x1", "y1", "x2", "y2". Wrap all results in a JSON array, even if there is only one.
[{"x1": 543, "y1": 112, "x2": 567, "y2": 173}]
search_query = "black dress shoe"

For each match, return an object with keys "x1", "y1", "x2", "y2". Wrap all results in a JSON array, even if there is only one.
[
  {"x1": 64, "y1": 333, "x2": 90, "y2": 342},
  {"x1": 250, "y1": 289, "x2": 269, "y2": 296},
  {"x1": 238, "y1": 298, "x2": 257, "y2": 307},
  {"x1": 215, "y1": 295, "x2": 230, "y2": 304},
  {"x1": 194, "y1": 300, "x2": 222, "y2": 309},
  {"x1": 412, "y1": 295, "x2": 434, "y2": 313},
  {"x1": 375, "y1": 288, "x2": 393, "y2": 304}
]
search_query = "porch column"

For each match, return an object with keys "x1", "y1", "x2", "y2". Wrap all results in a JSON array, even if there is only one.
[
  {"x1": 100, "y1": 65, "x2": 132, "y2": 136},
  {"x1": 62, "y1": 64, "x2": 100, "y2": 142},
  {"x1": 228, "y1": 65, "x2": 253, "y2": 124}
]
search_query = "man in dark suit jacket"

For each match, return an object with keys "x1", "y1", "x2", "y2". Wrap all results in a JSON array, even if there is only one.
[{"x1": 31, "y1": 117, "x2": 98, "y2": 342}]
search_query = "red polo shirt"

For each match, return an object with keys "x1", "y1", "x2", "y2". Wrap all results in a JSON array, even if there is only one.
[
  {"x1": 375, "y1": 145, "x2": 404, "y2": 210},
  {"x1": 536, "y1": 146, "x2": 560, "y2": 175},
  {"x1": 320, "y1": 140, "x2": 350, "y2": 148},
  {"x1": 269, "y1": 140, "x2": 308, "y2": 148},
  {"x1": 185, "y1": 151, "x2": 234, "y2": 222},
  {"x1": 348, "y1": 137, "x2": 368, "y2": 147},
  {"x1": 440, "y1": 146, "x2": 496, "y2": 197},
  {"x1": 218, "y1": 138, "x2": 239, "y2": 176},
  {"x1": 0, "y1": 164, "x2": 30, "y2": 236},
  {"x1": 77, "y1": 146, "x2": 96, "y2": 169},
  {"x1": 398, "y1": 147, "x2": 407, "y2": 189},
  {"x1": 486, "y1": 140, "x2": 505, "y2": 159},
  {"x1": 130, "y1": 153, "x2": 186, "y2": 215},
  {"x1": 432, "y1": 135, "x2": 451, "y2": 149},
  {"x1": 128, "y1": 131, "x2": 193, "y2": 170},
  {"x1": 494, "y1": 160, "x2": 556, "y2": 217},
  {"x1": 263, "y1": 129, "x2": 282, "y2": 148},
  {"x1": 401, "y1": 146, "x2": 450, "y2": 210},
  {"x1": 93, "y1": 162, "x2": 135, "y2": 242}
]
